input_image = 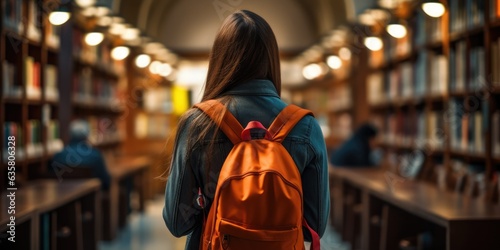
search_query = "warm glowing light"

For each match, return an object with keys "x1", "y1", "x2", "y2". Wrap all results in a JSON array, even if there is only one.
[
  {"x1": 109, "y1": 23, "x2": 126, "y2": 35},
  {"x1": 158, "y1": 63, "x2": 173, "y2": 77},
  {"x1": 149, "y1": 61, "x2": 162, "y2": 74},
  {"x1": 49, "y1": 12, "x2": 70, "y2": 25},
  {"x1": 135, "y1": 54, "x2": 151, "y2": 68},
  {"x1": 94, "y1": 7, "x2": 110, "y2": 17},
  {"x1": 121, "y1": 27, "x2": 140, "y2": 41},
  {"x1": 302, "y1": 63, "x2": 322, "y2": 80},
  {"x1": 422, "y1": 2, "x2": 446, "y2": 18},
  {"x1": 327, "y1": 55, "x2": 342, "y2": 69},
  {"x1": 111, "y1": 46, "x2": 130, "y2": 60},
  {"x1": 387, "y1": 24, "x2": 407, "y2": 39},
  {"x1": 364, "y1": 37, "x2": 384, "y2": 51},
  {"x1": 84, "y1": 32, "x2": 104, "y2": 46},
  {"x1": 339, "y1": 47, "x2": 351, "y2": 60},
  {"x1": 75, "y1": 0, "x2": 96, "y2": 8},
  {"x1": 97, "y1": 16, "x2": 112, "y2": 26}
]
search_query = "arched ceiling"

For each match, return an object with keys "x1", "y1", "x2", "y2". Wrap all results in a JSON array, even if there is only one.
[{"x1": 116, "y1": 0, "x2": 369, "y2": 57}]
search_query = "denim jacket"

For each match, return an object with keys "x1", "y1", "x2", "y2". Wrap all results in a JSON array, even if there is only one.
[{"x1": 163, "y1": 79, "x2": 330, "y2": 250}]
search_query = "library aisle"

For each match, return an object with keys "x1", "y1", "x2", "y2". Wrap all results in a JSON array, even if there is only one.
[{"x1": 98, "y1": 197, "x2": 349, "y2": 250}]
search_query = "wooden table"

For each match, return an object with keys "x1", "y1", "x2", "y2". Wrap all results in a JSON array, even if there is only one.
[
  {"x1": 104, "y1": 156, "x2": 151, "y2": 241},
  {"x1": 330, "y1": 167, "x2": 500, "y2": 250},
  {"x1": 0, "y1": 179, "x2": 101, "y2": 250}
]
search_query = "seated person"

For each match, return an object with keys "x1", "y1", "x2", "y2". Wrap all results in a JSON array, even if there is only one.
[
  {"x1": 49, "y1": 120, "x2": 111, "y2": 190},
  {"x1": 329, "y1": 123, "x2": 380, "y2": 167}
]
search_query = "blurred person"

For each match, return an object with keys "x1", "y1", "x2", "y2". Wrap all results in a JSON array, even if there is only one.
[
  {"x1": 329, "y1": 123, "x2": 380, "y2": 167},
  {"x1": 50, "y1": 119, "x2": 111, "y2": 190}
]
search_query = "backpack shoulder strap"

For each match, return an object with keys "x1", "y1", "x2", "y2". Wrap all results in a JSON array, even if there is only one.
[
  {"x1": 269, "y1": 105, "x2": 314, "y2": 142},
  {"x1": 194, "y1": 100, "x2": 243, "y2": 145}
]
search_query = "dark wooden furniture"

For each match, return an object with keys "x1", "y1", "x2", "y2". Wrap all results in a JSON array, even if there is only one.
[
  {"x1": 0, "y1": 179, "x2": 100, "y2": 250},
  {"x1": 103, "y1": 155, "x2": 152, "y2": 241},
  {"x1": 330, "y1": 167, "x2": 500, "y2": 250}
]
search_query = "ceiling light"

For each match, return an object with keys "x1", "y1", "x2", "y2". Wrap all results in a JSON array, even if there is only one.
[
  {"x1": 84, "y1": 32, "x2": 104, "y2": 46},
  {"x1": 158, "y1": 63, "x2": 173, "y2": 77},
  {"x1": 109, "y1": 23, "x2": 126, "y2": 35},
  {"x1": 75, "y1": 0, "x2": 96, "y2": 8},
  {"x1": 364, "y1": 37, "x2": 384, "y2": 51},
  {"x1": 327, "y1": 55, "x2": 342, "y2": 69},
  {"x1": 49, "y1": 11, "x2": 70, "y2": 25},
  {"x1": 81, "y1": 7, "x2": 96, "y2": 17},
  {"x1": 111, "y1": 46, "x2": 130, "y2": 60},
  {"x1": 302, "y1": 63, "x2": 322, "y2": 80},
  {"x1": 387, "y1": 23, "x2": 407, "y2": 39},
  {"x1": 422, "y1": 1, "x2": 446, "y2": 18},
  {"x1": 149, "y1": 61, "x2": 162, "y2": 74},
  {"x1": 135, "y1": 54, "x2": 151, "y2": 68},
  {"x1": 94, "y1": 6, "x2": 110, "y2": 17},
  {"x1": 121, "y1": 27, "x2": 140, "y2": 41},
  {"x1": 97, "y1": 16, "x2": 112, "y2": 26}
]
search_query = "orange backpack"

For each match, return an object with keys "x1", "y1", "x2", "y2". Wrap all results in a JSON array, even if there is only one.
[{"x1": 194, "y1": 100, "x2": 320, "y2": 250}]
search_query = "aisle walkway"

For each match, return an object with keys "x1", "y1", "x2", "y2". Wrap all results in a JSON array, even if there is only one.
[{"x1": 99, "y1": 197, "x2": 349, "y2": 250}]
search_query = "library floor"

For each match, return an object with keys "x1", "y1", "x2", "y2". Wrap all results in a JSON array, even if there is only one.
[{"x1": 99, "y1": 197, "x2": 349, "y2": 250}]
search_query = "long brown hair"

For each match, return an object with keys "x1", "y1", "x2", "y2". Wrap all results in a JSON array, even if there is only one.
[{"x1": 163, "y1": 10, "x2": 281, "y2": 180}]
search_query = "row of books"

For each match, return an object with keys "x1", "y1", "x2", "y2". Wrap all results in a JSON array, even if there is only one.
[
  {"x1": 3, "y1": 122, "x2": 24, "y2": 162},
  {"x1": 73, "y1": 28, "x2": 117, "y2": 72},
  {"x1": 491, "y1": 37, "x2": 500, "y2": 87},
  {"x1": 450, "y1": 41, "x2": 467, "y2": 93},
  {"x1": 73, "y1": 68, "x2": 119, "y2": 107},
  {"x1": 493, "y1": 111, "x2": 500, "y2": 158},
  {"x1": 450, "y1": 0, "x2": 485, "y2": 33},
  {"x1": 47, "y1": 120, "x2": 63, "y2": 154},
  {"x1": 383, "y1": 35, "x2": 411, "y2": 62},
  {"x1": 2, "y1": 59, "x2": 58, "y2": 100},
  {"x1": 414, "y1": 11, "x2": 442, "y2": 46},
  {"x1": 449, "y1": 98, "x2": 488, "y2": 154},
  {"x1": 26, "y1": 120, "x2": 43, "y2": 158},
  {"x1": 2, "y1": 0, "x2": 54, "y2": 43},
  {"x1": 468, "y1": 46, "x2": 486, "y2": 91},
  {"x1": 2, "y1": 61, "x2": 22, "y2": 98},
  {"x1": 25, "y1": 56, "x2": 42, "y2": 99},
  {"x1": 2, "y1": 0, "x2": 23, "y2": 33},
  {"x1": 491, "y1": 0, "x2": 500, "y2": 20}
]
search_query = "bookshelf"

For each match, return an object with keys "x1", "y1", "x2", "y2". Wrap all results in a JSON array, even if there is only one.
[
  {"x1": 1, "y1": 0, "x2": 65, "y2": 190},
  {"x1": 0, "y1": 0, "x2": 131, "y2": 190},
  {"x1": 364, "y1": 0, "x2": 499, "y2": 202}
]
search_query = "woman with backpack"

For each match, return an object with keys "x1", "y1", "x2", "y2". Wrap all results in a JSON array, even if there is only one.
[{"x1": 163, "y1": 10, "x2": 330, "y2": 250}]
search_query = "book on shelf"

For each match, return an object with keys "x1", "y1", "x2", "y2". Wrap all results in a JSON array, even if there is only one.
[
  {"x1": 46, "y1": 120, "x2": 63, "y2": 154},
  {"x1": 449, "y1": 98, "x2": 487, "y2": 154},
  {"x1": 2, "y1": 60, "x2": 22, "y2": 98},
  {"x1": 469, "y1": 46, "x2": 486, "y2": 91},
  {"x1": 45, "y1": 21, "x2": 60, "y2": 49},
  {"x1": 414, "y1": 10, "x2": 442, "y2": 46},
  {"x1": 327, "y1": 85, "x2": 351, "y2": 112},
  {"x1": 414, "y1": 52, "x2": 428, "y2": 97},
  {"x1": 26, "y1": 0, "x2": 41, "y2": 42},
  {"x1": 143, "y1": 87, "x2": 173, "y2": 114},
  {"x1": 492, "y1": 38, "x2": 500, "y2": 87},
  {"x1": 429, "y1": 54, "x2": 448, "y2": 96},
  {"x1": 451, "y1": 0, "x2": 485, "y2": 31},
  {"x1": 367, "y1": 72, "x2": 384, "y2": 105},
  {"x1": 388, "y1": 67, "x2": 400, "y2": 101},
  {"x1": 3, "y1": 122, "x2": 24, "y2": 162},
  {"x1": 493, "y1": 111, "x2": 500, "y2": 158},
  {"x1": 73, "y1": 67, "x2": 93, "y2": 104},
  {"x1": 44, "y1": 64, "x2": 58, "y2": 101},
  {"x1": 415, "y1": 111, "x2": 427, "y2": 148},
  {"x1": 26, "y1": 119, "x2": 43, "y2": 159},
  {"x1": 2, "y1": 0, "x2": 23, "y2": 34},
  {"x1": 401, "y1": 62, "x2": 413, "y2": 99},
  {"x1": 450, "y1": 41, "x2": 467, "y2": 93},
  {"x1": 24, "y1": 56, "x2": 42, "y2": 99}
]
